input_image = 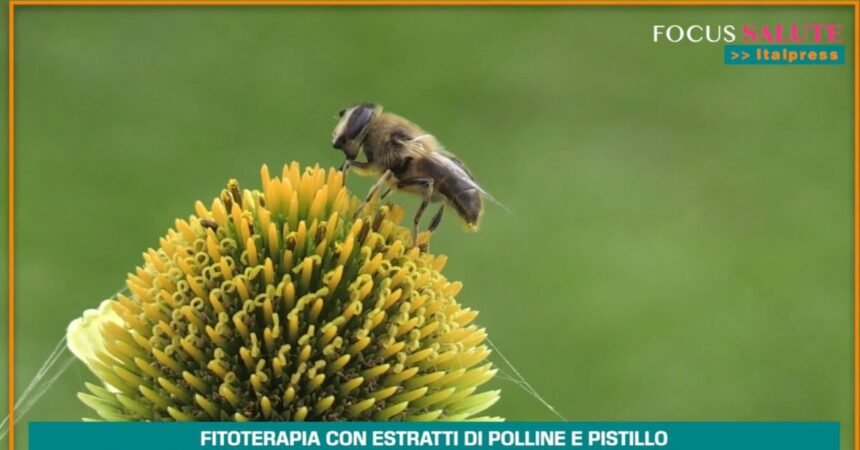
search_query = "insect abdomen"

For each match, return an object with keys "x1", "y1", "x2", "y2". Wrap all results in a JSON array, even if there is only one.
[
  {"x1": 441, "y1": 181, "x2": 483, "y2": 230},
  {"x1": 413, "y1": 155, "x2": 483, "y2": 230}
]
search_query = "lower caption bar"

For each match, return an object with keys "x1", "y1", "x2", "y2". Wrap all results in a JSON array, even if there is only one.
[{"x1": 29, "y1": 422, "x2": 838, "y2": 450}]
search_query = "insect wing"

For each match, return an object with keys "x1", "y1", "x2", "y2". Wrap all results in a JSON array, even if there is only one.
[{"x1": 428, "y1": 152, "x2": 510, "y2": 214}]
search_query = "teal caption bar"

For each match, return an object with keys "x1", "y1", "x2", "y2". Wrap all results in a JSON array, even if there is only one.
[
  {"x1": 724, "y1": 45, "x2": 845, "y2": 65},
  {"x1": 29, "y1": 422, "x2": 838, "y2": 450}
]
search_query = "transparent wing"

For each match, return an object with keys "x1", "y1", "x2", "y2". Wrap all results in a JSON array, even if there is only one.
[
  {"x1": 402, "y1": 134, "x2": 511, "y2": 213},
  {"x1": 427, "y1": 151, "x2": 511, "y2": 214}
]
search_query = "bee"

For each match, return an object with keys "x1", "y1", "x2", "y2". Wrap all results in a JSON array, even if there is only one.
[{"x1": 332, "y1": 102, "x2": 500, "y2": 249}]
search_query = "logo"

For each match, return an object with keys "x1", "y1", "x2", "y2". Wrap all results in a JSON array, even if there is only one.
[
  {"x1": 652, "y1": 23, "x2": 846, "y2": 66},
  {"x1": 652, "y1": 25, "x2": 736, "y2": 43}
]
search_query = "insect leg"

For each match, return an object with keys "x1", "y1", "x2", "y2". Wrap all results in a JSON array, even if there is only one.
[
  {"x1": 354, "y1": 170, "x2": 394, "y2": 218},
  {"x1": 396, "y1": 177, "x2": 435, "y2": 247},
  {"x1": 340, "y1": 159, "x2": 373, "y2": 181},
  {"x1": 427, "y1": 204, "x2": 445, "y2": 232}
]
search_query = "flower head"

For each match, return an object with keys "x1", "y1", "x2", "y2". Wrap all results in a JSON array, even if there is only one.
[{"x1": 67, "y1": 163, "x2": 500, "y2": 421}]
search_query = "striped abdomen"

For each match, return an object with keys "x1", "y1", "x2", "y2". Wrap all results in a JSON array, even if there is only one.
[{"x1": 416, "y1": 156, "x2": 484, "y2": 230}]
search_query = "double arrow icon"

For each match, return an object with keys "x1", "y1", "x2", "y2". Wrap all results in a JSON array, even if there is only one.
[{"x1": 730, "y1": 50, "x2": 751, "y2": 61}]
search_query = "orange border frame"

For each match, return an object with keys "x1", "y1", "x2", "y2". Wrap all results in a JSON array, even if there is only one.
[{"x1": 5, "y1": 1, "x2": 859, "y2": 449}]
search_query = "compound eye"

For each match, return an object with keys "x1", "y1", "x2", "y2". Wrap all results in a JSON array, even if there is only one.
[{"x1": 344, "y1": 106, "x2": 374, "y2": 141}]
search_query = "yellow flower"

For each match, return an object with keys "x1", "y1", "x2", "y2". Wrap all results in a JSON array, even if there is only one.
[{"x1": 67, "y1": 163, "x2": 500, "y2": 421}]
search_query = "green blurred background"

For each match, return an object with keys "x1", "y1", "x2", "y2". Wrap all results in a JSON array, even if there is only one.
[{"x1": 2, "y1": 4, "x2": 854, "y2": 449}]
